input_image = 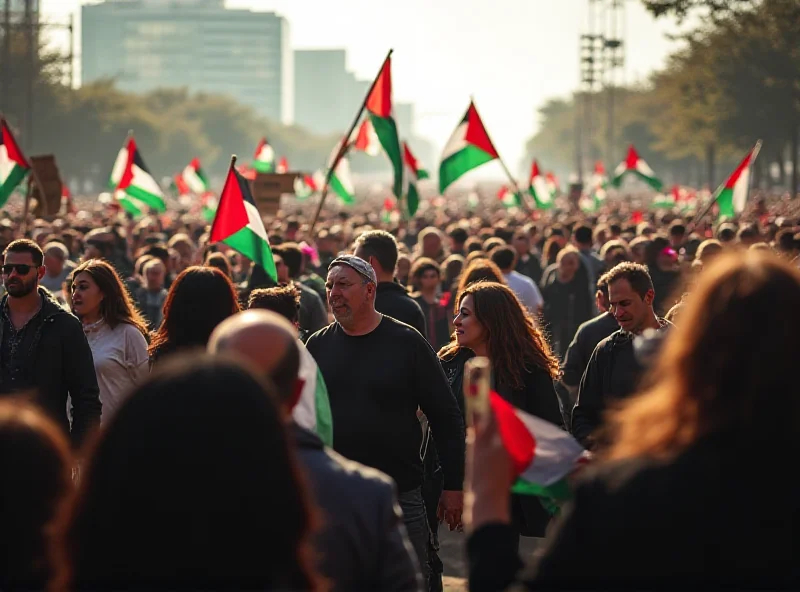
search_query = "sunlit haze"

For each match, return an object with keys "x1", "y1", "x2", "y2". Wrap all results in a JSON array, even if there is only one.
[{"x1": 43, "y1": 0, "x2": 688, "y2": 176}]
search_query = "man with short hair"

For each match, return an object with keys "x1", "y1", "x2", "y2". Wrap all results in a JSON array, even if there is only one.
[
  {"x1": 247, "y1": 284, "x2": 333, "y2": 445},
  {"x1": 271, "y1": 242, "x2": 328, "y2": 337},
  {"x1": 512, "y1": 230, "x2": 543, "y2": 285},
  {"x1": 573, "y1": 224, "x2": 604, "y2": 283},
  {"x1": 572, "y1": 262, "x2": 668, "y2": 449},
  {"x1": 447, "y1": 226, "x2": 468, "y2": 257},
  {"x1": 560, "y1": 275, "x2": 620, "y2": 403},
  {"x1": 209, "y1": 310, "x2": 421, "y2": 592},
  {"x1": 41, "y1": 241, "x2": 76, "y2": 295},
  {"x1": 0, "y1": 239, "x2": 101, "y2": 446},
  {"x1": 353, "y1": 230, "x2": 426, "y2": 336},
  {"x1": 669, "y1": 221, "x2": 687, "y2": 251},
  {"x1": 306, "y1": 255, "x2": 465, "y2": 587},
  {"x1": 489, "y1": 245, "x2": 543, "y2": 314}
]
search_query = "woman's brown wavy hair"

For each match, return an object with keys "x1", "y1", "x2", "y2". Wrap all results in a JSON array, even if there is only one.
[
  {"x1": 71, "y1": 259, "x2": 149, "y2": 337},
  {"x1": 605, "y1": 251, "x2": 800, "y2": 461},
  {"x1": 439, "y1": 281, "x2": 560, "y2": 388},
  {"x1": 452, "y1": 258, "x2": 506, "y2": 315}
]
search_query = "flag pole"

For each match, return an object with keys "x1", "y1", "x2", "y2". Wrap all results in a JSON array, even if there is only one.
[
  {"x1": 309, "y1": 48, "x2": 394, "y2": 238},
  {"x1": 470, "y1": 97, "x2": 535, "y2": 214},
  {"x1": 687, "y1": 140, "x2": 762, "y2": 231}
]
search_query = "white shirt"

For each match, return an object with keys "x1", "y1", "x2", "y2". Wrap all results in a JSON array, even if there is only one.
[
  {"x1": 504, "y1": 270, "x2": 544, "y2": 313},
  {"x1": 84, "y1": 321, "x2": 150, "y2": 424}
]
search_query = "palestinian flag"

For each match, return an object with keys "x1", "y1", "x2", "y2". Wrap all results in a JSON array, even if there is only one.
[
  {"x1": 652, "y1": 192, "x2": 676, "y2": 209},
  {"x1": 490, "y1": 391, "x2": 589, "y2": 502},
  {"x1": 611, "y1": 145, "x2": 662, "y2": 191},
  {"x1": 497, "y1": 185, "x2": 522, "y2": 208},
  {"x1": 403, "y1": 142, "x2": 428, "y2": 217},
  {"x1": 276, "y1": 156, "x2": 289, "y2": 174},
  {"x1": 380, "y1": 197, "x2": 395, "y2": 224},
  {"x1": 179, "y1": 158, "x2": 210, "y2": 195},
  {"x1": 528, "y1": 161, "x2": 552, "y2": 209},
  {"x1": 293, "y1": 173, "x2": 318, "y2": 200},
  {"x1": 353, "y1": 119, "x2": 381, "y2": 156},
  {"x1": 210, "y1": 158, "x2": 277, "y2": 281},
  {"x1": 716, "y1": 142, "x2": 761, "y2": 219},
  {"x1": 110, "y1": 136, "x2": 167, "y2": 216},
  {"x1": 295, "y1": 348, "x2": 334, "y2": 447},
  {"x1": 439, "y1": 101, "x2": 499, "y2": 193},
  {"x1": 590, "y1": 160, "x2": 607, "y2": 190},
  {"x1": 0, "y1": 118, "x2": 30, "y2": 207},
  {"x1": 327, "y1": 141, "x2": 355, "y2": 205},
  {"x1": 365, "y1": 55, "x2": 403, "y2": 199},
  {"x1": 252, "y1": 138, "x2": 275, "y2": 173}
]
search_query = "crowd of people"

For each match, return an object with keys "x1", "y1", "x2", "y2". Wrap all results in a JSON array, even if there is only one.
[{"x1": 1, "y1": 191, "x2": 799, "y2": 590}]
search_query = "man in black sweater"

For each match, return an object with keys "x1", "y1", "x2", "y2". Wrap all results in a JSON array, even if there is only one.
[
  {"x1": 353, "y1": 230, "x2": 427, "y2": 338},
  {"x1": 306, "y1": 255, "x2": 465, "y2": 588}
]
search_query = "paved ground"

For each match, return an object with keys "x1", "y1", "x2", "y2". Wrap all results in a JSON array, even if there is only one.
[{"x1": 437, "y1": 526, "x2": 542, "y2": 591}]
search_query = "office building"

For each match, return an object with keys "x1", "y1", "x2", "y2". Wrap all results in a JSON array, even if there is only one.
[
  {"x1": 81, "y1": 0, "x2": 292, "y2": 124},
  {"x1": 294, "y1": 49, "x2": 358, "y2": 135}
]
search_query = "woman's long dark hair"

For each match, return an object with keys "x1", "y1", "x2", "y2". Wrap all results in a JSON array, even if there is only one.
[
  {"x1": 71, "y1": 259, "x2": 149, "y2": 337},
  {"x1": 452, "y1": 259, "x2": 506, "y2": 314},
  {"x1": 0, "y1": 400, "x2": 72, "y2": 590},
  {"x1": 439, "y1": 282, "x2": 560, "y2": 388},
  {"x1": 51, "y1": 355, "x2": 320, "y2": 591},
  {"x1": 607, "y1": 252, "x2": 800, "y2": 461},
  {"x1": 148, "y1": 266, "x2": 240, "y2": 360}
]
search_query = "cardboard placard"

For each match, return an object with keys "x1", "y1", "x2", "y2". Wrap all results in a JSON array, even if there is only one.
[
  {"x1": 29, "y1": 155, "x2": 63, "y2": 217},
  {"x1": 251, "y1": 172, "x2": 299, "y2": 217}
]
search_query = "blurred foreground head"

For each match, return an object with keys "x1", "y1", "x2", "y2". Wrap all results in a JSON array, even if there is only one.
[
  {"x1": 608, "y1": 251, "x2": 800, "y2": 460},
  {"x1": 0, "y1": 401, "x2": 72, "y2": 590},
  {"x1": 52, "y1": 354, "x2": 318, "y2": 591}
]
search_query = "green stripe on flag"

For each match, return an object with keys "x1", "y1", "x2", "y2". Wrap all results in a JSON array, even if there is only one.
[
  {"x1": 0, "y1": 163, "x2": 29, "y2": 207},
  {"x1": 222, "y1": 225, "x2": 277, "y2": 281},
  {"x1": 439, "y1": 145, "x2": 495, "y2": 193},
  {"x1": 202, "y1": 205, "x2": 216, "y2": 223},
  {"x1": 126, "y1": 185, "x2": 167, "y2": 212},
  {"x1": 118, "y1": 195, "x2": 143, "y2": 217},
  {"x1": 314, "y1": 367, "x2": 334, "y2": 447},
  {"x1": 253, "y1": 161, "x2": 274, "y2": 173},
  {"x1": 406, "y1": 183, "x2": 420, "y2": 217},
  {"x1": 716, "y1": 187, "x2": 735, "y2": 218},
  {"x1": 330, "y1": 173, "x2": 354, "y2": 205},
  {"x1": 370, "y1": 114, "x2": 403, "y2": 199}
]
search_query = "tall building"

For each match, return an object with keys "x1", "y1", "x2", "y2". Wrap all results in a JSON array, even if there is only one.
[
  {"x1": 81, "y1": 0, "x2": 292, "y2": 124},
  {"x1": 294, "y1": 49, "x2": 357, "y2": 135}
]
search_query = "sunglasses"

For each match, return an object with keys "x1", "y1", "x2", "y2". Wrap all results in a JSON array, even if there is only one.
[{"x1": 2, "y1": 264, "x2": 36, "y2": 275}]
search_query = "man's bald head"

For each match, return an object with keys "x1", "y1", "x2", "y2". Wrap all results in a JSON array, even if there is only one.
[{"x1": 208, "y1": 310, "x2": 301, "y2": 407}]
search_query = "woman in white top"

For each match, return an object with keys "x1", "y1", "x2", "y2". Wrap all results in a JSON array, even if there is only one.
[{"x1": 70, "y1": 259, "x2": 150, "y2": 424}]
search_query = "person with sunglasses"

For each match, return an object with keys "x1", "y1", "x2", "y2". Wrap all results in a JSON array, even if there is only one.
[{"x1": 0, "y1": 240, "x2": 101, "y2": 448}]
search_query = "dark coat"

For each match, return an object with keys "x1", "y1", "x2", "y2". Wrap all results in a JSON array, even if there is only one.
[
  {"x1": 292, "y1": 423, "x2": 422, "y2": 592},
  {"x1": 375, "y1": 281, "x2": 427, "y2": 338},
  {"x1": 0, "y1": 288, "x2": 101, "y2": 447},
  {"x1": 440, "y1": 348, "x2": 563, "y2": 537},
  {"x1": 468, "y1": 430, "x2": 800, "y2": 590}
]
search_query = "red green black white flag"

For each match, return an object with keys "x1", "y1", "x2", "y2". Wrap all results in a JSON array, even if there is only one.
[
  {"x1": 439, "y1": 101, "x2": 499, "y2": 193},
  {"x1": 0, "y1": 118, "x2": 30, "y2": 207},
  {"x1": 365, "y1": 55, "x2": 403, "y2": 200},
  {"x1": 210, "y1": 158, "x2": 277, "y2": 281}
]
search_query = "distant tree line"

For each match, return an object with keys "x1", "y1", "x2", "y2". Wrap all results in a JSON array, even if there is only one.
[{"x1": 527, "y1": 0, "x2": 800, "y2": 191}]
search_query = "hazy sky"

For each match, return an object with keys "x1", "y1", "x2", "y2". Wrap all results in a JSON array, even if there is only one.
[{"x1": 42, "y1": 0, "x2": 686, "y2": 173}]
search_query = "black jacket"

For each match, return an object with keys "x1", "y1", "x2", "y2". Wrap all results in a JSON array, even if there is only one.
[
  {"x1": 375, "y1": 281, "x2": 427, "y2": 338},
  {"x1": 571, "y1": 322, "x2": 669, "y2": 449},
  {"x1": 0, "y1": 289, "x2": 101, "y2": 447},
  {"x1": 468, "y1": 430, "x2": 800, "y2": 590},
  {"x1": 561, "y1": 312, "x2": 619, "y2": 388},
  {"x1": 440, "y1": 349, "x2": 563, "y2": 537},
  {"x1": 292, "y1": 423, "x2": 422, "y2": 592}
]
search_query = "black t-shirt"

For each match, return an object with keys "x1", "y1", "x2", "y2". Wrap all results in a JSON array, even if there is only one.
[{"x1": 306, "y1": 315, "x2": 465, "y2": 492}]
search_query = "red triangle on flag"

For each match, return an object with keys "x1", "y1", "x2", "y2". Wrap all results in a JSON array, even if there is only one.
[
  {"x1": 366, "y1": 56, "x2": 393, "y2": 118},
  {"x1": 190, "y1": 157, "x2": 201, "y2": 171},
  {"x1": 464, "y1": 102, "x2": 499, "y2": 159},
  {"x1": 210, "y1": 164, "x2": 250, "y2": 243},
  {"x1": 354, "y1": 120, "x2": 372, "y2": 152},
  {"x1": 403, "y1": 142, "x2": 419, "y2": 172},
  {"x1": 117, "y1": 138, "x2": 137, "y2": 191},
  {"x1": 490, "y1": 391, "x2": 535, "y2": 475},
  {"x1": 625, "y1": 145, "x2": 639, "y2": 169},
  {"x1": 530, "y1": 160, "x2": 541, "y2": 180},
  {"x1": 1, "y1": 119, "x2": 30, "y2": 169}
]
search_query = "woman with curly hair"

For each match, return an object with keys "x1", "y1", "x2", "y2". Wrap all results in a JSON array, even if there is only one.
[
  {"x1": 70, "y1": 259, "x2": 150, "y2": 422},
  {"x1": 439, "y1": 281, "x2": 562, "y2": 543},
  {"x1": 148, "y1": 266, "x2": 241, "y2": 364},
  {"x1": 444, "y1": 258, "x2": 506, "y2": 315}
]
